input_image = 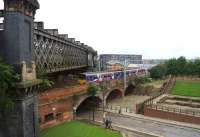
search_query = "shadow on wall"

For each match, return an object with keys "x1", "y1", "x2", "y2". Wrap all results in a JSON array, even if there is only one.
[
  {"x1": 76, "y1": 96, "x2": 102, "y2": 114},
  {"x1": 106, "y1": 89, "x2": 123, "y2": 103},
  {"x1": 125, "y1": 84, "x2": 136, "y2": 96}
]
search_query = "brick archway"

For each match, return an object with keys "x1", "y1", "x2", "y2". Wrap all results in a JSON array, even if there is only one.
[
  {"x1": 75, "y1": 95, "x2": 102, "y2": 114},
  {"x1": 125, "y1": 84, "x2": 136, "y2": 96},
  {"x1": 105, "y1": 89, "x2": 123, "y2": 103}
]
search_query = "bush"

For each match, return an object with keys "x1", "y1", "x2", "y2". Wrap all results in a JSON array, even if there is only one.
[
  {"x1": 134, "y1": 76, "x2": 151, "y2": 85},
  {"x1": 87, "y1": 83, "x2": 100, "y2": 96},
  {"x1": 150, "y1": 64, "x2": 166, "y2": 79},
  {"x1": 0, "y1": 58, "x2": 19, "y2": 110},
  {"x1": 36, "y1": 65, "x2": 54, "y2": 88}
]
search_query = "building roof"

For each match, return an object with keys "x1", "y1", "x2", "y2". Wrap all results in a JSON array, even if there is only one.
[
  {"x1": 106, "y1": 60, "x2": 123, "y2": 65},
  {"x1": 128, "y1": 64, "x2": 139, "y2": 68}
]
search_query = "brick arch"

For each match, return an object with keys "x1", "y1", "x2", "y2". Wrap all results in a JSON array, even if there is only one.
[
  {"x1": 125, "y1": 83, "x2": 136, "y2": 96},
  {"x1": 74, "y1": 94, "x2": 102, "y2": 111},
  {"x1": 105, "y1": 89, "x2": 123, "y2": 103}
]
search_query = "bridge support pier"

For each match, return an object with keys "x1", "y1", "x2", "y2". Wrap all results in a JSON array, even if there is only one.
[
  {"x1": 0, "y1": 83, "x2": 40, "y2": 137},
  {"x1": 0, "y1": 0, "x2": 40, "y2": 137}
]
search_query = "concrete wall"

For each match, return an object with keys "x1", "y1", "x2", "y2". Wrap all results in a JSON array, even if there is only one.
[{"x1": 144, "y1": 107, "x2": 200, "y2": 125}]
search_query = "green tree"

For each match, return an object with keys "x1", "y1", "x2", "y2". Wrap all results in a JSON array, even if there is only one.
[
  {"x1": 184, "y1": 61, "x2": 195, "y2": 75},
  {"x1": 193, "y1": 59, "x2": 200, "y2": 76},
  {"x1": 165, "y1": 58, "x2": 178, "y2": 76},
  {"x1": 176, "y1": 56, "x2": 187, "y2": 75},
  {"x1": 150, "y1": 64, "x2": 166, "y2": 79},
  {"x1": 150, "y1": 57, "x2": 200, "y2": 78},
  {"x1": 87, "y1": 83, "x2": 100, "y2": 121}
]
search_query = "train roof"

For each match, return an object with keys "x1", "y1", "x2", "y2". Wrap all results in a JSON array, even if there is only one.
[{"x1": 81, "y1": 68, "x2": 145, "y2": 76}]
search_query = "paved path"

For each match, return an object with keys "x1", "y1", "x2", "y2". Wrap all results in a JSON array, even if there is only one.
[{"x1": 107, "y1": 113, "x2": 200, "y2": 137}]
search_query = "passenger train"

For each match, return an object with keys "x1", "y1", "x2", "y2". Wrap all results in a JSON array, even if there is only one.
[{"x1": 80, "y1": 68, "x2": 148, "y2": 83}]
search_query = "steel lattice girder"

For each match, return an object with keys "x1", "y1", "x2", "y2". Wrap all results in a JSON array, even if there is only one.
[{"x1": 33, "y1": 29, "x2": 96, "y2": 73}]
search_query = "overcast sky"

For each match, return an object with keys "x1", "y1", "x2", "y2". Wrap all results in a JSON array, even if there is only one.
[{"x1": 1, "y1": 0, "x2": 200, "y2": 59}]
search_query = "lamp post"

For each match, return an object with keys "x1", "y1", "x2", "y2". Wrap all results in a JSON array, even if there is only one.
[
  {"x1": 124, "y1": 59, "x2": 127, "y2": 90},
  {"x1": 99, "y1": 78, "x2": 105, "y2": 113},
  {"x1": 73, "y1": 107, "x2": 76, "y2": 120},
  {"x1": 123, "y1": 59, "x2": 145, "y2": 90}
]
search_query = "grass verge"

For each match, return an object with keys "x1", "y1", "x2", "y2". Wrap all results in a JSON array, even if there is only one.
[
  {"x1": 40, "y1": 120, "x2": 122, "y2": 137},
  {"x1": 170, "y1": 80, "x2": 200, "y2": 97}
]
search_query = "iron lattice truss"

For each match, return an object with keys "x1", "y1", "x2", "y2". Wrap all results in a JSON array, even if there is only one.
[{"x1": 33, "y1": 29, "x2": 96, "y2": 73}]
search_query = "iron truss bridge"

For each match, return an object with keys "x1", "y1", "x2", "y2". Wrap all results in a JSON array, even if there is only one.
[{"x1": 33, "y1": 22, "x2": 97, "y2": 73}]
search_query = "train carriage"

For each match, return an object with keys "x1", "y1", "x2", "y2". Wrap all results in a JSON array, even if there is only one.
[{"x1": 80, "y1": 68, "x2": 147, "y2": 84}]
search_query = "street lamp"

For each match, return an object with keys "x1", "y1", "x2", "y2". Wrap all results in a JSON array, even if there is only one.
[
  {"x1": 73, "y1": 107, "x2": 76, "y2": 120},
  {"x1": 123, "y1": 59, "x2": 145, "y2": 90},
  {"x1": 124, "y1": 59, "x2": 127, "y2": 90},
  {"x1": 99, "y1": 78, "x2": 105, "y2": 113}
]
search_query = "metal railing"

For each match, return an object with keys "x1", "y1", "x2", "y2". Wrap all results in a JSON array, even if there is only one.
[
  {"x1": 149, "y1": 104, "x2": 200, "y2": 117},
  {"x1": 105, "y1": 105, "x2": 134, "y2": 113}
]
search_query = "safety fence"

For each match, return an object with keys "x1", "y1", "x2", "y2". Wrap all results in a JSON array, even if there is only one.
[
  {"x1": 105, "y1": 105, "x2": 134, "y2": 114},
  {"x1": 149, "y1": 104, "x2": 200, "y2": 117}
]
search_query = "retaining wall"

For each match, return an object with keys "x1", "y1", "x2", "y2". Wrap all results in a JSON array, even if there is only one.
[{"x1": 144, "y1": 107, "x2": 200, "y2": 125}]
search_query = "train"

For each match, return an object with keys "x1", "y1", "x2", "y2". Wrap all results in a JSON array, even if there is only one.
[{"x1": 80, "y1": 68, "x2": 148, "y2": 83}]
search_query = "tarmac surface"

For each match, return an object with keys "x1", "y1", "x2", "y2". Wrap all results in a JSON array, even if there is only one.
[
  {"x1": 78, "y1": 111, "x2": 200, "y2": 137},
  {"x1": 107, "y1": 113, "x2": 200, "y2": 137}
]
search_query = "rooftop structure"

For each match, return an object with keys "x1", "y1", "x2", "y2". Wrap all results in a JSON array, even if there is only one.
[{"x1": 99, "y1": 54, "x2": 142, "y2": 71}]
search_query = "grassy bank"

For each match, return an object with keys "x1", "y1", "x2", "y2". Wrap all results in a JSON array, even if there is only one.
[
  {"x1": 171, "y1": 80, "x2": 200, "y2": 97},
  {"x1": 40, "y1": 120, "x2": 122, "y2": 137}
]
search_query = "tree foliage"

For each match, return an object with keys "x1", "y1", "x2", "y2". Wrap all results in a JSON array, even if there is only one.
[
  {"x1": 36, "y1": 65, "x2": 54, "y2": 88},
  {"x1": 87, "y1": 83, "x2": 100, "y2": 96},
  {"x1": 86, "y1": 83, "x2": 100, "y2": 121},
  {"x1": 134, "y1": 76, "x2": 151, "y2": 85},
  {"x1": 150, "y1": 64, "x2": 166, "y2": 79},
  {"x1": 150, "y1": 56, "x2": 200, "y2": 79},
  {"x1": 0, "y1": 58, "x2": 19, "y2": 110}
]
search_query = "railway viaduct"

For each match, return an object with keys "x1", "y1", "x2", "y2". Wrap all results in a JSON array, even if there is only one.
[
  {"x1": 73, "y1": 79, "x2": 135, "y2": 112},
  {"x1": 0, "y1": 0, "x2": 138, "y2": 136},
  {"x1": 0, "y1": 0, "x2": 97, "y2": 137}
]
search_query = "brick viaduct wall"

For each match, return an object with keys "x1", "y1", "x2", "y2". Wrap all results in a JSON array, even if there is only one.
[
  {"x1": 38, "y1": 76, "x2": 137, "y2": 128},
  {"x1": 144, "y1": 107, "x2": 200, "y2": 125},
  {"x1": 39, "y1": 98, "x2": 73, "y2": 128},
  {"x1": 38, "y1": 83, "x2": 125, "y2": 128}
]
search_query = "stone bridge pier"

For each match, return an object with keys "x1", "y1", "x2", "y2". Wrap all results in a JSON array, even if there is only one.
[{"x1": 0, "y1": 0, "x2": 41, "y2": 137}]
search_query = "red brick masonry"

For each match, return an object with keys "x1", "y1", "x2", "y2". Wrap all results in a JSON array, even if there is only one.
[
  {"x1": 144, "y1": 107, "x2": 200, "y2": 125},
  {"x1": 38, "y1": 85, "x2": 86, "y2": 128}
]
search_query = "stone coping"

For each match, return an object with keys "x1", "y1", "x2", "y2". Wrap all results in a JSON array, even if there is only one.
[{"x1": 16, "y1": 79, "x2": 42, "y2": 89}]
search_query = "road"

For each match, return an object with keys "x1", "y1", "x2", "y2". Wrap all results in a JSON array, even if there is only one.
[{"x1": 108, "y1": 113, "x2": 200, "y2": 137}]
